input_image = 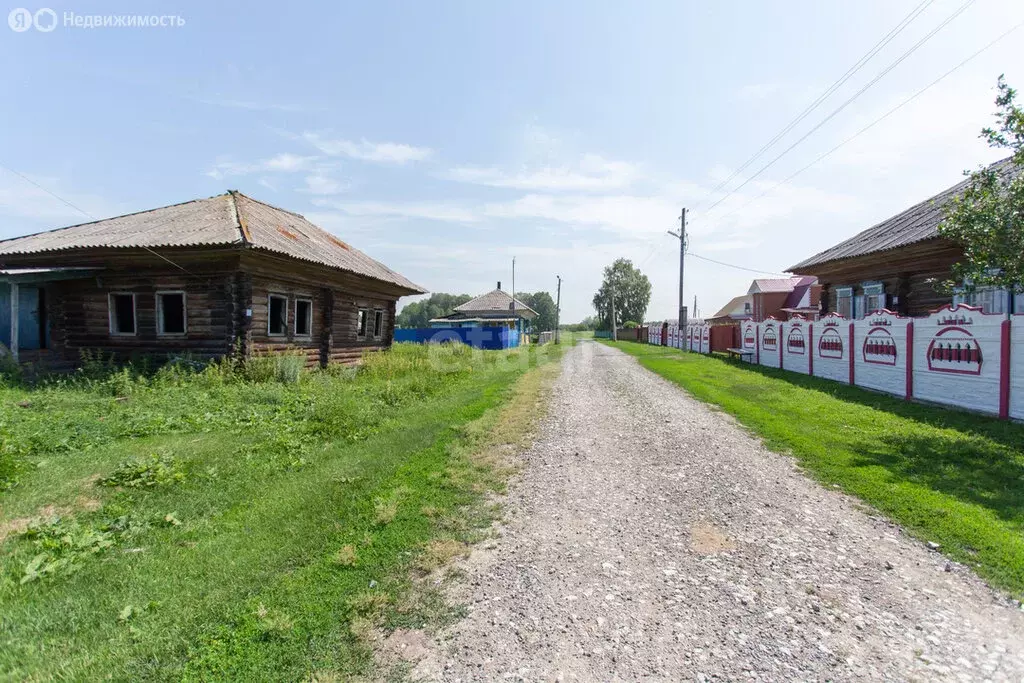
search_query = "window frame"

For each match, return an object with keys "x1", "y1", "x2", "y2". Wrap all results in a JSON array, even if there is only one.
[
  {"x1": 862, "y1": 282, "x2": 885, "y2": 317},
  {"x1": 372, "y1": 308, "x2": 384, "y2": 339},
  {"x1": 267, "y1": 293, "x2": 289, "y2": 337},
  {"x1": 356, "y1": 308, "x2": 369, "y2": 338},
  {"x1": 294, "y1": 297, "x2": 313, "y2": 337},
  {"x1": 155, "y1": 290, "x2": 187, "y2": 337},
  {"x1": 108, "y1": 292, "x2": 138, "y2": 337},
  {"x1": 834, "y1": 286, "x2": 853, "y2": 319},
  {"x1": 954, "y1": 284, "x2": 1009, "y2": 315}
]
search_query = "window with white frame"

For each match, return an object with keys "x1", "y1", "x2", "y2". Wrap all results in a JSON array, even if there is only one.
[
  {"x1": 373, "y1": 309, "x2": 384, "y2": 339},
  {"x1": 294, "y1": 298, "x2": 313, "y2": 337},
  {"x1": 156, "y1": 291, "x2": 186, "y2": 336},
  {"x1": 835, "y1": 287, "x2": 853, "y2": 319},
  {"x1": 357, "y1": 308, "x2": 368, "y2": 337},
  {"x1": 862, "y1": 282, "x2": 885, "y2": 316},
  {"x1": 109, "y1": 293, "x2": 137, "y2": 335},
  {"x1": 268, "y1": 294, "x2": 288, "y2": 336}
]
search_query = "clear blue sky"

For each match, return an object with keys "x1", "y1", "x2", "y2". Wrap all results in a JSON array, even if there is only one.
[{"x1": 1, "y1": 0, "x2": 1021, "y2": 321}]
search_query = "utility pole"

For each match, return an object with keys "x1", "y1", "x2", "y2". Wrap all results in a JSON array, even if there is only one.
[
  {"x1": 668, "y1": 208, "x2": 688, "y2": 330},
  {"x1": 610, "y1": 281, "x2": 618, "y2": 341},
  {"x1": 555, "y1": 275, "x2": 562, "y2": 344},
  {"x1": 511, "y1": 256, "x2": 516, "y2": 338},
  {"x1": 693, "y1": 294, "x2": 698, "y2": 321}
]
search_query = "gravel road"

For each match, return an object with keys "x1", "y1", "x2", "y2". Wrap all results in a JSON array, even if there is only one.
[{"x1": 421, "y1": 341, "x2": 1024, "y2": 681}]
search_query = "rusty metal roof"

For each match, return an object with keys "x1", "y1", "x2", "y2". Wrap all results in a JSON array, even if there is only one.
[
  {"x1": 788, "y1": 157, "x2": 1017, "y2": 272},
  {"x1": 0, "y1": 192, "x2": 425, "y2": 294}
]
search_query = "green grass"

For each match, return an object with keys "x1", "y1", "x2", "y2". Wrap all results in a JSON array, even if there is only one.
[
  {"x1": 0, "y1": 341, "x2": 566, "y2": 681},
  {"x1": 603, "y1": 340, "x2": 1024, "y2": 597}
]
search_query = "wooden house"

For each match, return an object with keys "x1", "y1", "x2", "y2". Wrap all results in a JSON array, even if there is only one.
[
  {"x1": 746, "y1": 276, "x2": 820, "y2": 322},
  {"x1": 428, "y1": 283, "x2": 536, "y2": 333},
  {"x1": 789, "y1": 157, "x2": 1019, "y2": 318},
  {"x1": 0, "y1": 191, "x2": 425, "y2": 368},
  {"x1": 706, "y1": 295, "x2": 752, "y2": 326}
]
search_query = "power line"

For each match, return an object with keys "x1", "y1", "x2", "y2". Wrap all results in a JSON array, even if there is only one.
[
  {"x1": 688, "y1": 252, "x2": 790, "y2": 277},
  {"x1": 0, "y1": 163, "x2": 95, "y2": 218},
  {"x1": 692, "y1": 0, "x2": 936, "y2": 213},
  {"x1": 676, "y1": 16, "x2": 1021, "y2": 291},
  {"x1": 698, "y1": 18, "x2": 1024, "y2": 230},
  {"x1": 0, "y1": 163, "x2": 197, "y2": 276},
  {"x1": 698, "y1": 0, "x2": 976, "y2": 219}
]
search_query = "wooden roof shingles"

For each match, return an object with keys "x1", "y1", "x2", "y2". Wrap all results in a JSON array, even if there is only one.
[
  {"x1": 0, "y1": 191, "x2": 425, "y2": 294},
  {"x1": 789, "y1": 157, "x2": 1017, "y2": 272}
]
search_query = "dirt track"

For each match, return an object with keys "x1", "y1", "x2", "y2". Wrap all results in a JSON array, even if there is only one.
[{"x1": 422, "y1": 341, "x2": 1024, "y2": 681}]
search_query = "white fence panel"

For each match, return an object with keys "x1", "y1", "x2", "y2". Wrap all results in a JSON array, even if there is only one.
[
  {"x1": 700, "y1": 325, "x2": 710, "y2": 354},
  {"x1": 782, "y1": 318, "x2": 811, "y2": 374},
  {"x1": 813, "y1": 314, "x2": 850, "y2": 383},
  {"x1": 913, "y1": 304, "x2": 1004, "y2": 416},
  {"x1": 853, "y1": 310, "x2": 909, "y2": 398},
  {"x1": 759, "y1": 319, "x2": 782, "y2": 369},
  {"x1": 740, "y1": 320, "x2": 758, "y2": 363}
]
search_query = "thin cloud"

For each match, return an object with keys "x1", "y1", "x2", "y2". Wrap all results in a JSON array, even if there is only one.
[
  {"x1": 734, "y1": 82, "x2": 782, "y2": 102},
  {"x1": 205, "y1": 153, "x2": 320, "y2": 180},
  {"x1": 312, "y1": 198, "x2": 480, "y2": 223},
  {"x1": 191, "y1": 96, "x2": 314, "y2": 113},
  {"x1": 297, "y1": 173, "x2": 349, "y2": 195},
  {"x1": 444, "y1": 154, "x2": 638, "y2": 192},
  {"x1": 301, "y1": 133, "x2": 433, "y2": 164}
]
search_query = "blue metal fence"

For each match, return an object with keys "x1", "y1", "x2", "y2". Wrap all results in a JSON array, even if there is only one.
[{"x1": 394, "y1": 326, "x2": 521, "y2": 349}]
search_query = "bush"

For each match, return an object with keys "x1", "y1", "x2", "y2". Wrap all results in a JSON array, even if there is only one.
[
  {"x1": 99, "y1": 454, "x2": 184, "y2": 488},
  {"x1": 0, "y1": 448, "x2": 24, "y2": 491},
  {"x1": 0, "y1": 352, "x2": 23, "y2": 385},
  {"x1": 242, "y1": 352, "x2": 307, "y2": 384},
  {"x1": 623, "y1": 321, "x2": 639, "y2": 328}
]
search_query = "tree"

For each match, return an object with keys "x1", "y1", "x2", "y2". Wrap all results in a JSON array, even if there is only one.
[
  {"x1": 592, "y1": 258, "x2": 651, "y2": 329},
  {"x1": 516, "y1": 291, "x2": 557, "y2": 333},
  {"x1": 560, "y1": 316, "x2": 598, "y2": 332},
  {"x1": 938, "y1": 76, "x2": 1024, "y2": 308},
  {"x1": 395, "y1": 293, "x2": 472, "y2": 328}
]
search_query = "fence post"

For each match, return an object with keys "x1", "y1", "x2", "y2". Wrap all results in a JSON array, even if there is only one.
[
  {"x1": 848, "y1": 322, "x2": 855, "y2": 385},
  {"x1": 905, "y1": 320, "x2": 914, "y2": 400},
  {"x1": 808, "y1": 322, "x2": 814, "y2": 376},
  {"x1": 755, "y1": 324, "x2": 761, "y2": 365},
  {"x1": 779, "y1": 323, "x2": 784, "y2": 369},
  {"x1": 1000, "y1": 318, "x2": 1011, "y2": 419}
]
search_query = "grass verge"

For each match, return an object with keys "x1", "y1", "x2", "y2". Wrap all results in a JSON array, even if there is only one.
[
  {"x1": 602, "y1": 340, "x2": 1024, "y2": 598},
  {"x1": 0, "y1": 340, "x2": 568, "y2": 681}
]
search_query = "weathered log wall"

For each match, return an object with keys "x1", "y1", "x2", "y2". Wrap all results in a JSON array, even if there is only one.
[{"x1": 0, "y1": 247, "x2": 411, "y2": 368}]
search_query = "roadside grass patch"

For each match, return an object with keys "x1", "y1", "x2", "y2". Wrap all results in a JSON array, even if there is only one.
[
  {"x1": 98, "y1": 453, "x2": 185, "y2": 488},
  {"x1": 603, "y1": 340, "x2": 1024, "y2": 597},
  {"x1": 0, "y1": 341, "x2": 568, "y2": 680}
]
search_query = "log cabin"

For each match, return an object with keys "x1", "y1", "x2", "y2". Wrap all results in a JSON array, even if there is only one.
[
  {"x1": 0, "y1": 191, "x2": 425, "y2": 369},
  {"x1": 789, "y1": 157, "x2": 1020, "y2": 318}
]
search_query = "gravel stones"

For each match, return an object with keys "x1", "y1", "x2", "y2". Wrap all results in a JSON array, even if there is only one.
[{"x1": 424, "y1": 342, "x2": 1024, "y2": 681}]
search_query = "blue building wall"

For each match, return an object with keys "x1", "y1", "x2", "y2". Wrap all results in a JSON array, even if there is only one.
[{"x1": 394, "y1": 326, "x2": 521, "y2": 349}]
